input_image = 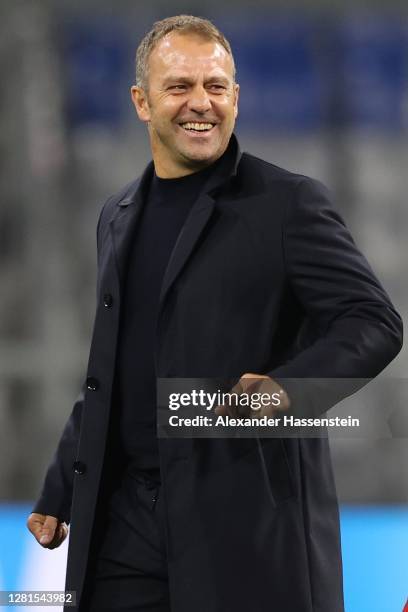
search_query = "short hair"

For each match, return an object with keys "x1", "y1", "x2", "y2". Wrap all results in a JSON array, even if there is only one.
[{"x1": 135, "y1": 15, "x2": 236, "y2": 90}]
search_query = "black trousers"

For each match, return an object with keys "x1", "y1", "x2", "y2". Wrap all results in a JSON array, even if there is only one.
[{"x1": 85, "y1": 466, "x2": 170, "y2": 611}]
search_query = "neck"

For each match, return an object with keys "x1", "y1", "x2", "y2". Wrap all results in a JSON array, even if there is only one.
[{"x1": 152, "y1": 154, "x2": 215, "y2": 179}]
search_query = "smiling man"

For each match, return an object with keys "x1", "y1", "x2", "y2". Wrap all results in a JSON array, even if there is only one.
[
  {"x1": 27, "y1": 15, "x2": 402, "y2": 612},
  {"x1": 131, "y1": 26, "x2": 239, "y2": 175}
]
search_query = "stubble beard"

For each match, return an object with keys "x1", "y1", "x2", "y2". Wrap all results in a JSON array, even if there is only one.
[{"x1": 151, "y1": 121, "x2": 221, "y2": 171}]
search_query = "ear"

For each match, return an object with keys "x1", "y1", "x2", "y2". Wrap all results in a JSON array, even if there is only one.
[
  {"x1": 130, "y1": 85, "x2": 151, "y2": 123},
  {"x1": 233, "y1": 83, "x2": 240, "y2": 119}
]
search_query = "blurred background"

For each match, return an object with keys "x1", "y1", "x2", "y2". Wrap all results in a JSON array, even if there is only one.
[{"x1": 0, "y1": 0, "x2": 407, "y2": 610}]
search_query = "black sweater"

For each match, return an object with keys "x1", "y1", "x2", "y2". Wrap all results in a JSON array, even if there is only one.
[{"x1": 115, "y1": 156, "x2": 227, "y2": 475}]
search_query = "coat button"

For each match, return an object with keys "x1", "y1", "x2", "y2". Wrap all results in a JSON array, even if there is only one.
[
  {"x1": 73, "y1": 461, "x2": 86, "y2": 475},
  {"x1": 103, "y1": 293, "x2": 113, "y2": 308},
  {"x1": 86, "y1": 376, "x2": 99, "y2": 391}
]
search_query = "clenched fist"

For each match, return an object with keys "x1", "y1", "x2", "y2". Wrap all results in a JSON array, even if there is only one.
[
  {"x1": 27, "y1": 513, "x2": 68, "y2": 549},
  {"x1": 214, "y1": 372, "x2": 290, "y2": 418}
]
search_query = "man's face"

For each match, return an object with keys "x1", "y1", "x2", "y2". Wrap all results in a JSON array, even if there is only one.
[{"x1": 131, "y1": 32, "x2": 239, "y2": 177}]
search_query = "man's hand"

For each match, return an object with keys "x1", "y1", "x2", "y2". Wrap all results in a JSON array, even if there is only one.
[
  {"x1": 27, "y1": 513, "x2": 68, "y2": 549},
  {"x1": 214, "y1": 373, "x2": 290, "y2": 418}
]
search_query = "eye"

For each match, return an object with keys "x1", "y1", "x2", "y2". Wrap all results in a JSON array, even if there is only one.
[
  {"x1": 168, "y1": 84, "x2": 187, "y2": 91},
  {"x1": 208, "y1": 84, "x2": 226, "y2": 91}
]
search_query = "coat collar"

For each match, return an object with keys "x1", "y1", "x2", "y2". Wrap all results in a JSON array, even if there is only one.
[
  {"x1": 108, "y1": 133, "x2": 242, "y2": 307},
  {"x1": 116, "y1": 132, "x2": 242, "y2": 209}
]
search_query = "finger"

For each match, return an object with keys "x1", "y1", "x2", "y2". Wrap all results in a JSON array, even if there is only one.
[
  {"x1": 229, "y1": 378, "x2": 244, "y2": 395},
  {"x1": 214, "y1": 404, "x2": 228, "y2": 416},
  {"x1": 27, "y1": 513, "x2": 45, "y2": 537},
  {"x1": 239, "y1": 373, "x2": 263, "y2": 393},
  {"x1": 47, "y1": 524, "x2": 68, "y2": 550},
  {"x1": 272, "y1": 387, "x2": 291, "y2": 412},
  {"x1": 214, "y1": 391, "x2": 241, "y2": 417},
  {"x1": 241, "y1": 374, "x2": 290, "y2": 412},
  {"x1": 39, "y1": 516, "x2": 58, "y2": 546},
  {"x1": 231, "y1": 377, "x2": 259, "y2": 417},
  {"x1": 215, "y1": 377, "x2": 265, "y2": 418},
  {"x1": 216, "y1": 379, "x2": 253, "y2": 417},
  {"x1": 58, "y1": 523, "x2": 68, "y2": 542}
]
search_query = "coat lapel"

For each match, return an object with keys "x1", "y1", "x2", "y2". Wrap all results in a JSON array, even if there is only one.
[
  {"x1": 108, "y1": 162, "x2": 154, "y2": 290},
  {"x1": 107, "y1": 134, "x2": 242, "y2": 306},
  {"x1": 158, "y1": 193, "x2": 215, "y2": 307},
  {"x1": 159, "y1": 134, "x2": 242, "y2": 307}
]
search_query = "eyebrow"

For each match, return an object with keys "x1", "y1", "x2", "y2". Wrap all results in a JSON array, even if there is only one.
[{"x1": 162, "y1": 75, "x2": 230, "y2": 86}]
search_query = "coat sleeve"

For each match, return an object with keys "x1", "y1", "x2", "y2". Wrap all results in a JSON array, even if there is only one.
[
  {"x1": 267, "y1": 177, "x2": 403, "y2": 417},
  {"x1": 31, "y1": 385, "x2": 85, "y2": 524},
  {"x1": 31, "y1": 200, "x2": 109, "y2": 524}
]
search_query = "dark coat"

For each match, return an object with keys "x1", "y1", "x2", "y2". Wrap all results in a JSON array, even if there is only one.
[{"x1": 33, "y1": 134, "x2": 403, "y2": 612}]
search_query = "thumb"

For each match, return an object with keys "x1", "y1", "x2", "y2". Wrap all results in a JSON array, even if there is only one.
[{"x1": 39, "y1": 516, "x2": 58, "y2": 545}]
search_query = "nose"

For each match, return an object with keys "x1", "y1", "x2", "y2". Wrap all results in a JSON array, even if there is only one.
[{"x1": 187, "y1": 85, "x2": 211, "y2": 113}]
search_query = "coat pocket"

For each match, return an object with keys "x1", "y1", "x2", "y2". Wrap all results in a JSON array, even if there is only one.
[{"x1": 257, "y1": 438, "x2": 296, "y2": 507}]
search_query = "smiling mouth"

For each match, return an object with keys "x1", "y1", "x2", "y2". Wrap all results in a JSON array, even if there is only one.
[{"x1": 179, "y1": 122, "x2": 215, "y2": 132}]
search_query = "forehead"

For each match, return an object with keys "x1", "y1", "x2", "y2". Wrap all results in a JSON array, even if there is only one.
[{"x1": 148, "y1": 32, "x2": 233, "y2": 78}]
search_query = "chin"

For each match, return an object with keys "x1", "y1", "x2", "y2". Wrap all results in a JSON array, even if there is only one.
[{"x1": 183, "y1": 146, "x2": 220, "y2": 164}]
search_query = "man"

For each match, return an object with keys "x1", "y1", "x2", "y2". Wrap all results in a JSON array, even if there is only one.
[{"x1": 27, "y1": 15, "x2": 402, "y2": 612}]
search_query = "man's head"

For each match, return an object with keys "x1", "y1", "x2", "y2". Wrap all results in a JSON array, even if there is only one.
[{"x1": 131, "y1": 15, "x2": 239, "y2": 178}]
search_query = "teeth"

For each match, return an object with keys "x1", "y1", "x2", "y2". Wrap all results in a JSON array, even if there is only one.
[{"x1": 181, "y1": 122, "x2": 214, "y2": 131}]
